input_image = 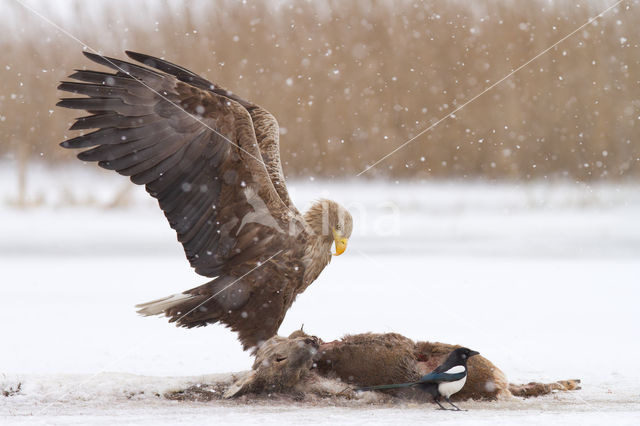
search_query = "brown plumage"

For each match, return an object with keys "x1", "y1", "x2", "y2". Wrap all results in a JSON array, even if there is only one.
[{"x1": 57, "y1": 51, "x2": 353, "y2": 352}]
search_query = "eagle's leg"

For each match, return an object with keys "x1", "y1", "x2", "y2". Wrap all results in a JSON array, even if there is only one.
[{"x1": 445, "y1": 397, "x2": 465, "y2": 411}]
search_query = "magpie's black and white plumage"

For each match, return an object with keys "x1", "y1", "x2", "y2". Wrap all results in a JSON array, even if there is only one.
[{"x1": 355, "y1": 347, "x2": 480, "y2": 410}]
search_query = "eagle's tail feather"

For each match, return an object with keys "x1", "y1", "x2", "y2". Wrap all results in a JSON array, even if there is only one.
[
  {"x1": 136, "y1": 292, "x2": 215, "y2": 327},
  {"x1": 136, "y1": 293, "x2": 195, "y2": 316},
  {"x1": 355, "y1": 382, "x2": 417, "y2": 392},
  {"x1": 135, "y1": 275, "x2": 250, "y2": 328}
]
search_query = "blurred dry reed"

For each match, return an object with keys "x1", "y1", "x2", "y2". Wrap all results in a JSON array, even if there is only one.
[{"x1": 0, "y1": 0, "x2": 638, "y2": 182}]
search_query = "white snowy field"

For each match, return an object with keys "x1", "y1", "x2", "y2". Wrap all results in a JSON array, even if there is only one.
[{"x1": 1, "y1": 163, "x2": 640, "y2": 424}]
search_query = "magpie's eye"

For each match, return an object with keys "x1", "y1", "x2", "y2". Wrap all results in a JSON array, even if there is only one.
[{"x1": 462, "y1": 354, "x2": 467, "y2": 359}]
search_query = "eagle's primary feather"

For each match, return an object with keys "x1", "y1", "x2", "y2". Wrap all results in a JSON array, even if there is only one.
[{"x1": 57, "y1": 51, "x2": 352, "y2": 352}]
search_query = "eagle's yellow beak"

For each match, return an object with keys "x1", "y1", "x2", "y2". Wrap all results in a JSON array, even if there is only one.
[{"x1": 332, "y1": 229, "x2": 348, "y2": 256}]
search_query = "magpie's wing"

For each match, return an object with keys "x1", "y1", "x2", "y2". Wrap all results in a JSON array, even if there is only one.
[{"x1": 417, "y1": 371, "x2": 466, "y2": 384}]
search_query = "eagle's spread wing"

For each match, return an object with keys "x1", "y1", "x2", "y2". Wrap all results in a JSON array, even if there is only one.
[
  {"x1": 58, "y1": 51, "x2": 308, "y2": 350},
  {"x1": 123, "y1": 51, "x2": 299, "y2": 215}
]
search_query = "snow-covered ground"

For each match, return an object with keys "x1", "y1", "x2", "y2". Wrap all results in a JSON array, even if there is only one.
[{"x1": 1, "y1": 163, "x2": 639, "y2": 424}]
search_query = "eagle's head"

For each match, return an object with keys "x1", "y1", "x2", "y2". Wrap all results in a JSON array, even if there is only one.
[{"x1": 304, "y1": 199, "x2": 353, "y2": 256}]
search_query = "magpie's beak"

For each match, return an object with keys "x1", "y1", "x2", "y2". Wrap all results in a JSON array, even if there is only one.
[
  {"x1": 332, "y1": 229, "x2": 348, "y2": 256},
  {"x1": 469, "y1": 350, "x2": 480, "y2": 357}
]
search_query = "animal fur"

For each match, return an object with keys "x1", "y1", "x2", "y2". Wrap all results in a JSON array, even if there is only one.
[
  {"x1": 223, "y1": 331, "x2": 580, "y2": 401},
  {"x1": 317, "y1": 333, "x2": 580, "y2": 401},
  {"x1": 314, "y1": 333, "x2": 421, "y2": 388},
  {"x1": 223, "y1": 335, "x2": 320, "y2": 398}
]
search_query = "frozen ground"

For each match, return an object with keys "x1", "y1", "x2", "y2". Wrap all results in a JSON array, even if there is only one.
[{"x1": 1, "y1": 163, "x2": 639, "y2": 424}]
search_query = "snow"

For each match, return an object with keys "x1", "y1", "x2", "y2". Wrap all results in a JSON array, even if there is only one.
[{"x1": 1, "y1": 164, "x2": 640, "y2": 424}]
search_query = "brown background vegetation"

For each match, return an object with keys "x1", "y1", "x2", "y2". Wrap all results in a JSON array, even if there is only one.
[{"x1": 1, "y1": 0, "x2": 639, "y2": 181}]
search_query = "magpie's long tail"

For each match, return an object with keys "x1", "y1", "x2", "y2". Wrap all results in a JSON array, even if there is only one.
[{"x1": 355, "y1": 382, "x2": 417, "y2": 392}]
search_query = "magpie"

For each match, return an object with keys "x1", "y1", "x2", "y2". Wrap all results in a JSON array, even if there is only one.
[{"x1": 355, "y1": 347, "x2": 480, "y2": 410}]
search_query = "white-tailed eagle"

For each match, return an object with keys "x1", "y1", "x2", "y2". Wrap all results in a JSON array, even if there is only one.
[{"x1": 57, "y1": 51, "x2": 352, "y2": 352}]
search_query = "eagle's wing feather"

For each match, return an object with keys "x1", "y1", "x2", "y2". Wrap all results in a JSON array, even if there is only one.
[
  {"x1": 248, "y1": 105, "x2": 299, "y2": 214},
  {"x1": 58, "y1": 51, "x2": 305, "y2": 278},
  {"x1": 122, "y1": 51, "x2": 299, "y2": 214}
]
